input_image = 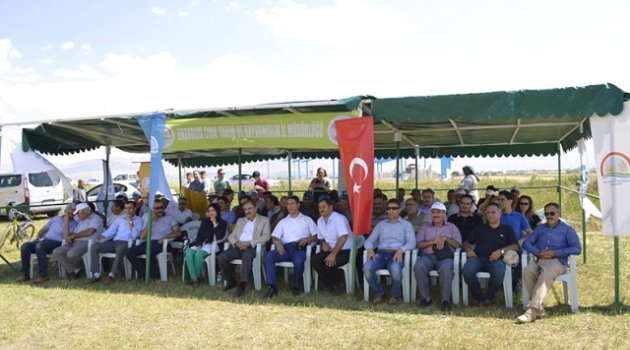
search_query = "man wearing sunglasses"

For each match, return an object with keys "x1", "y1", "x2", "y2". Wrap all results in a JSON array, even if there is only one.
[
  {"x1": 517, "y1": 203, "x2": 581, "y2": 323},
  {"x1": 125, "y1": 199, "x2": 181, "y2": 280},
  {"x1": 364, "y1": 199, "x2": 416, "y2": 304}
]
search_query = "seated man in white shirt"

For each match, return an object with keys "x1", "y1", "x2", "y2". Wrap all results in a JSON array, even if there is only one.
[
  {"x1": 264, "y1": 195, "x2": 318, "y2": 297},
  {"x1": 89, "y1": 200, "x2": 143, "y2": 284},
  {"x1": 165, "y1": 197, "x2": 193, "y2": 226},
  {"x1": 311, "y1": 197, "x2": 352, "y2": 295},
  {"x1": 218, "y1": 199, "x2": 271, "y2": 297}
]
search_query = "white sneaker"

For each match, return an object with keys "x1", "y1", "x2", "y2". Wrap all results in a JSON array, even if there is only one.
[{"x1": 516, "y1": 309, "x2": 536, "y2": 323}]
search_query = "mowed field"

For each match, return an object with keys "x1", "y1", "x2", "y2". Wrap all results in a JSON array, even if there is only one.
[{"x1": 1, "y1": 173, "x2": 629, "y2": 349}]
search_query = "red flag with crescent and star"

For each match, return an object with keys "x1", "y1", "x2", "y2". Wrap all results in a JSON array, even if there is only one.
[{"x1": 335, "y1": 116, "x2": 374, "y2": 236}]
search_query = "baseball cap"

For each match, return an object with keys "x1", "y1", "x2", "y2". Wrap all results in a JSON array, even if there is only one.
[
  {"x1": 303, "y1": 191, "x2": 313, "y2": 199},
  {"x1": 74, "y1": 202, "x2": 90, "y2": 214},
  {"x1": 511, "y1": 186, "x2": 520, "y2": 192},
  {"x1": 430, "y1": 202, "x2": 447, "y2": 212},
  {"x1": 411, "y1": 188, "x2": 421, "y2": 195},
  {"x1": 132, "y1": 191, "x2": 141, "y2": 197}
]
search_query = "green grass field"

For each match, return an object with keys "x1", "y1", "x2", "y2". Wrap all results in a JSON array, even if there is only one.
[{"x1": 1, "y1": 174, "x2": 629, "y2": 349}]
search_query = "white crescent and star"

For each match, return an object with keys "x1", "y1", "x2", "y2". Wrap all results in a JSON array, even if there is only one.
[{"x1": 348, "y1": 157, "x2": 369, "y2": 193}]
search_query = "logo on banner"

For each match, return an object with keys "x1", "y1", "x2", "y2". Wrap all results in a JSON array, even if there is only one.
[
  {"x1": 327, "y1": 115, "x2": 352, "y2": 145},
  {"x1": 163, "y1": 125, "x2": 175, "y2": 149},
  {"x1": 600, "y1": 152, "x2": 630, "y2": 184}
]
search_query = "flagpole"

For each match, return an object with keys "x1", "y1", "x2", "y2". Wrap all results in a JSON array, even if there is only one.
[
  {"x1": 145, "y1": 210, "x2": 153, "y2": 283},
  {"x1": 350, "y1": 235, "x2": 357, "y2": 295},
  {"x1": 582, "y1": 208, "x2": 587, "y2": 264},
  {"x1": 177, "y1": 155, "x2": 182, "y2": 196}
]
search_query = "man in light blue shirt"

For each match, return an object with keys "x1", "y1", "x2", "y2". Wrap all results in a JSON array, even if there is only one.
[
  {"x1": 518, "y1": 203, "x2": 581, "y2": 323},
  {"x1": 89, "y1": 201, "x2": 143, "y2": 284},
  {"x1": 364, "y1": 199, "x2": 416, "y2": 304},
  {"x1": 19, "y1": 204, "x2": 78, "y2": 284}
]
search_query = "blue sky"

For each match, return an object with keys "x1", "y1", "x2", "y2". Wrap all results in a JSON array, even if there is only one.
[{"x1": 1, "y1": 0, "x2": 629, "y2": 176}]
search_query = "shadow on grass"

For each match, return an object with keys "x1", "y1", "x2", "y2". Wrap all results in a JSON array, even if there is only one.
[{"x1": 1, "y1": 258, "x2": 627, "y2": 321}]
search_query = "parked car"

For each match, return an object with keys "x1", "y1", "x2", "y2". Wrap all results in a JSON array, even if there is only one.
[
  {"x1": 84, "y1": 181, "x2": 140, "y2": 202},
  {"x1": 0, "y1": 171, "x2": 65, "y2": 217},
  {"x1": 229, "y1": 174, "x2": 254, "y2": 189}
]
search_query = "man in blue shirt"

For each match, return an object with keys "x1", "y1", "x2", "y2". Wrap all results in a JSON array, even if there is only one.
[
  {"x1": 19, "y1": 204, "x2": 78, "y2": 284},
  {"x1": 462, "y1": 202, "x2": 519, "y2": 306},
  {"x1": 187, "y1": 170, "x2": 206, "y2": 193},
  {"x1": 364, "y1": 199, "x2": 416, "y2": 304},
  {"x1": 517, "y1": 203, "x2": 581, "y2": 323}
]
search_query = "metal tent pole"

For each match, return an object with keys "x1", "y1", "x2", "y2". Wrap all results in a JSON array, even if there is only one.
[
  {"x1": 288, "y1": 152, "x2": 293, "y2": 195},
  {"x1": 395, "y1": 132, "x2": 401, "y2": 197},
  {"x1": 415, "y1": 146, "x2": 419, "y2": 190},
  {"x1": 178, "y1": 155, "x2": 182, "y2": 196},
  {"x1": 238, "y1": 148, "x2": 242, "y2": 193},
  {"x1": 557, "y1": 145, "x2": 562, "y2": 209}
]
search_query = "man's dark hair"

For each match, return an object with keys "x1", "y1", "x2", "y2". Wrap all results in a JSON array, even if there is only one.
[
  {"x1": 498, "y1": 190, "x2": 513, "y2": 201},
  {"x1": 112, "y1": 199, "x2": 125, "y2": 211},
  {"x1": 459, "y1": 194, "x2": 474, "y2": 203}
]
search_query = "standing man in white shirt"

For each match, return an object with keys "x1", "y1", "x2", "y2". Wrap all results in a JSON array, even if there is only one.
[
  {"x1": 88, "y1": 200, "x2": 143, "y2": 284},
  {"x1": 311, "y1": 197, "x2": 352, "y2": 295},
  {"x1": 264, "y1": 195, "x2": 318, "y2": 297}
]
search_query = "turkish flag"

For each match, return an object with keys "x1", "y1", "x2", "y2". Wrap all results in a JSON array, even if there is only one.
[{"x1": 335, "y1": 116, "x2": 374, "y2": 236}]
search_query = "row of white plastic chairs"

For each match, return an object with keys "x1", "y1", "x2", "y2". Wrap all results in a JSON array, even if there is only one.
[{"x1": 29, "y1": 219, "x2": 578, "y2": 312}]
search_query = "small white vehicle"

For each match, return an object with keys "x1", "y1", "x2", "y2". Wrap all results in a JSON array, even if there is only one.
[{"x1": 0, "y1": 172, "x2": 65, "y2": 217}]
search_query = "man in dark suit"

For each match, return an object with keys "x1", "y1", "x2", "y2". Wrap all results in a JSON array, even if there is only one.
[{"x1": 218, "y1": 198, "x2": 271, "y2": 297}]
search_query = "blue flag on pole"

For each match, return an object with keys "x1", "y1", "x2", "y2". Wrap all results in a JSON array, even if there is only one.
[{"x1": 137, "y1": 113, "x2": 173, "y2": 208}]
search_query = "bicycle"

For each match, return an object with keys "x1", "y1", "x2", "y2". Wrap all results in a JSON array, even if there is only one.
[{"x1": 0, "y1": 208, "x2": 36, "y2": 252}]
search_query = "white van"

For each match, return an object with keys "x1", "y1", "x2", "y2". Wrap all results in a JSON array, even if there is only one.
[{"x1": 0, "y1": 171, "x2": 65, "y2": 217}]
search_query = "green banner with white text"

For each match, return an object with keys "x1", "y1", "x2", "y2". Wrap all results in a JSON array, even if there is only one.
[{"x1": 163, "y1": 112, "x2": 358, "y2": 151}]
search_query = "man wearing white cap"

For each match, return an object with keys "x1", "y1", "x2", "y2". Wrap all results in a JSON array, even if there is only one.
[
  {"x1": 52, "y1": 202, "x2": 104, "y2": 279},
  {"x1": 414, "y1": 202, "x2": 462, "y2": 311}
]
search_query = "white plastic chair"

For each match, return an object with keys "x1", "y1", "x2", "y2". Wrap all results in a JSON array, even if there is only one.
[
  {"x1": 521, "y1": 252, "x2": 579, "y2": 312},
  {"x1": 98, "y1": 238, "x2": 134, "y2": 280},
  {"x1": 56, "y1": 239, "x2": 92, "y2": 279},
  {"x1": 180, "y1": 220, "x2": 202, "y2": 282},
  {"x1": 313, "y1": 235, "x2": 365, "y2": 294},
  {"x1": 29, "y1": 252, "x2": 65, "y2": 279},
  {"x1": 461, "y1": 251, "x2": 513, "y2": 308},
  {"x1": 191, "y1": 212, "x2": 201, "y2": 221},
  {"x1": 270, "y1": 242, "x2": 316, "y2": 293},
  {"x1": 363, "y1": 249, "x2": 412, "y2": 303},
  {"x1": 135, "y1": 238, "x2": 175, "y2": 281},
  {"x1": 410, "y1": 248, "x2": 461, "y2": 304},
  {"x1": 222, "y1": 242, "x2": 264, "y2": 290}
]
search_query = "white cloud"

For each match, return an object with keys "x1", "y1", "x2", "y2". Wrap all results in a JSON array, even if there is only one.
[
  {"x1": 54, "y1": 64, "x2": 101, "y2": 80},
  {"x1": 0, "y1": 38, "x2": 16, "y2": 72},
  {"x1": 38, "y1": 58, "x2": 53, "y2": 65},
  {"x1": 255, "y1": 0, "x2": 414, "y2": 45},
  {"x1": 40, "y1": 45, "x2": 53, "y2": 51},
  {"x1": 9, "y1": 49, "x2": 21, "y2": 59},
  {"x1": 151, "y1": 7, "x2": 166, "y2": 15},
  {"x1": 225, "y1": 1, "x2": 240, "y2": 11},
  {"x1": 80, "y1": 44, "x2": 92, "y2": 55},
  {"x1": 178, "y1": 11, "x2": 189, "y2": 16},
  {"x1": 60, "y1": 41, "x2": 75, "y2": 50}
]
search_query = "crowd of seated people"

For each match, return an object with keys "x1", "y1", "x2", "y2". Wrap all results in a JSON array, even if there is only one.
[{"x1": 17, "y1": 171, "x2": 581, "y2": 322}]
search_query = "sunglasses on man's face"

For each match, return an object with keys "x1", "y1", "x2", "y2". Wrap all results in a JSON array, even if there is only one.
[
  {"x1": 544, "y1": 212, "x2": 558, "y2": 217},
  {"x1": 386, "y1": 207, "x2": 399, "y2": 211}
]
